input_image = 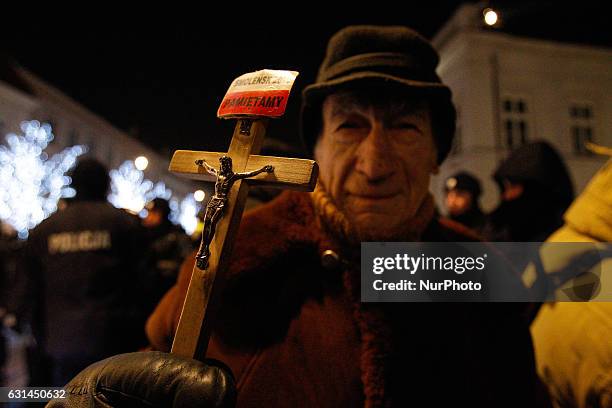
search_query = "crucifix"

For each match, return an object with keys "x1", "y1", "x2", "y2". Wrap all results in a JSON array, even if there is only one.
[
  {"x1": 168, "y1": 70, "x2": 318, "y2": 361},
  {"x1": 193, "y1": 155, "x2": 274, "y2": 270}
]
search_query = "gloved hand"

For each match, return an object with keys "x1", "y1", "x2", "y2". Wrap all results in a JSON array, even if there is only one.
[{"x1": 47, "y1": 351, "x2": 235, "y2": 408}]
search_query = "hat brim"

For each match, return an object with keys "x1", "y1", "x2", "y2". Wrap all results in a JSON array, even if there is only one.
[{"x1": 302, "y1": 71, "x2": 451, "y2": 104}]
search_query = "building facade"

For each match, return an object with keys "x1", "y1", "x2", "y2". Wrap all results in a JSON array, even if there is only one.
[
  {"x1": 0, "y1": 58, "x2": 196, "y2": 203},
  {"x1": 432, "y1": 4, "x2": 612, "y2": 210}
]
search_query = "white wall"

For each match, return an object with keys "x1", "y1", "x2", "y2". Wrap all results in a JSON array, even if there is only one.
[{"x1": 433, "y1": 26, "x2": 612, "y2": 213}]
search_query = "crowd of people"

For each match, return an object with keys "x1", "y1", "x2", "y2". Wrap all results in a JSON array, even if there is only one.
[
  {"x1": 0, "y1": 24, "x2": 608, "y2": 408},
  {"x1": 0, "y1": 159, "x2": 193, "y2": 388},
  {"x1": 443, "y1": 140, "x2": 575, "y2": 242}
]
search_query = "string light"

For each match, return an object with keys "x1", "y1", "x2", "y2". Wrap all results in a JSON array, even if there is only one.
[
  {"x1": 483, "y1": 8, "x2": 499, "y2": 26},
  {"x1": 108, "y1": 160, "x2": 171, "y2": 214},
  {"x1": 108, "y1": 160, "x2": 199, "y2": 233},
  {"x1": 193, "y1": 190, "x2": 206, "y2": 202},
  {"x1": 0, "y1": 121, "x2": 86, "y2": 238},
  {"x1": 170, "y1": 194, "x2": 200, "y2": 235},
  {"x1": 0, "y1": 122, "x2": 199, "y2": 237},
  {"x1": 134, "y1": 155, "x2": 149, "y2": 171}
]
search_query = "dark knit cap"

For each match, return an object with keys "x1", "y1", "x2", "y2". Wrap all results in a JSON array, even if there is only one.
[
  {"x1": 445, "y1": 171, "x2": 482, "y2": 198},
  {"x1": 70, "y1": 157, "x2": 110, "y2": 201},
  {"x1": 493, "y1": 141, "x2": 574, "y2": 206},
  {"x1": 146, "y1": 197, "x2": 171, "y2": 219},
  {"x1": 301, "y1": 25, "x2": 456, "y2": 164}
]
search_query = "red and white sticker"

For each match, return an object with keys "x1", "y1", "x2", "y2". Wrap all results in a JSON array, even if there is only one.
[{"x1": 217, "y1": 70, "x2": 299, "y2": 119}]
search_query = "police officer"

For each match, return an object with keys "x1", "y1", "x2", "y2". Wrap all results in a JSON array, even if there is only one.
[
  {"x1": 138, "y1": 198, "x2": 192, "y2": 319},
  {"x1": 444, "y1": 171, "x2": 487, "y2": 233},
  {"x1": 20, "y1": 158, "x2": 145, "y2": 386}
]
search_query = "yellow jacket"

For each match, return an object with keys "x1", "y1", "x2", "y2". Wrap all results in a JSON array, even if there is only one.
[{"x1": 531, "y1": 157, "x2": 612, "y2": 408}]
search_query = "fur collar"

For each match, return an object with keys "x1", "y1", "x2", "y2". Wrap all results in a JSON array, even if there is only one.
[
  {"x1": 218, "y1": 190, "x2": 477, "y2": 281},
  {"x1": 214, "y1": 191, "x2": 479, "y2": 408},
  {"x1": 226, "y1": 190, "x2": 333, "y2": 278}
]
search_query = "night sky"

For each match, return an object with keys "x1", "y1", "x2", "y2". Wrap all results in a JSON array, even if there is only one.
[{"x1": 2, "y1": 1, "x2": 609, "y2": 159}]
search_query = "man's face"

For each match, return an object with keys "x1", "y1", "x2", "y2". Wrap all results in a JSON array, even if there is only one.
[
  {"x1": 314, "y1": 92, "x2": 438, "y2": 240},
  {"x1": 445, "y1": 189, "x2": 473, "y2": 216}
]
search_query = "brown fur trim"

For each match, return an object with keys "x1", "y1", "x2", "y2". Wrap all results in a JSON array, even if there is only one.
[
  {"x1": 162, "y1": 190, "x2": 483, "y2": 407},
  {"x1": 344, "y1": 269, "x2": 393, "y2": 408},
  {"x1": 226, "y1": 191, "x2": 478, "y2": 408},
  {"x1": 226, "y1": 190, "x2": 331, "y2": 277}
]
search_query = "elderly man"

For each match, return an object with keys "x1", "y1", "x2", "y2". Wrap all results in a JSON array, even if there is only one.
[{"x1": 52, "y1": 26, "x2": 544, "y2": 407}]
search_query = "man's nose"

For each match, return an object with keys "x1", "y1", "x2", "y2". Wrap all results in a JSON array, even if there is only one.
[{"x1": 355, "y1": 126, "x2": 396, "y2": 182}]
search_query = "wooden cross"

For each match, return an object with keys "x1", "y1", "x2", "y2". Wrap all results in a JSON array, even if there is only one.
[{"x1": 168, "y1": 118, "x2": 318, "y2": 360}]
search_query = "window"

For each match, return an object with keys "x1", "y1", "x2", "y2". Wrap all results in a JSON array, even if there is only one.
[
  {"x1": 501, "y1": 97, "x2": 529, "y2": 150},
  {"x1": 569, "y1": 103, "x2": 595, "y2": 155}
]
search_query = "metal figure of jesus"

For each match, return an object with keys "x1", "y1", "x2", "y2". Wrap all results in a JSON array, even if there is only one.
[
  {"x1": 194, "y1": 155, "x2": 273, "y2": 269},
  {"x1": 169, "y1": 70, "x2": 314, "y2": 360}
]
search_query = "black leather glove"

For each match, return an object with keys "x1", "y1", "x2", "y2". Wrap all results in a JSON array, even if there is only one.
[{"x1": 47, "y1": 351, "x2": 235, "y2": 408}]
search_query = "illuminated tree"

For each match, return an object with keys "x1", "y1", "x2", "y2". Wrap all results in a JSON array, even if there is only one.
[
  {"x1": 171, "y1": 194, "x2": 200, "y2": 235},
  {"x1": 0, "y1": 121, "x2": 86, "y2": 238},
  {"x1": 108, "y1": 160, "x2": 172, "y2": 214},
  {"x1": 108, "y1": 160, "x2": 201, "y2": 234},
  {"x1": 0, "y1": 121, "x2": 199, "y2": 238}
]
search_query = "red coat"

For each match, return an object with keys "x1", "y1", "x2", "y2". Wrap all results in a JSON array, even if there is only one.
[{"x1": 147, "y1": 191, "x2": 541, "y2": 407}]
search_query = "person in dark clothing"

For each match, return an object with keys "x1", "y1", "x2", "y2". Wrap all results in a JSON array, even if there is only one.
[
  {"x1": 444, "y1": 171, "x2": 486, "y2": 233},
  {"x1": 0, "y1": 221, "x2": 31, "y2": 388},
  {"x1": 19, "y1": 158, "x2": 146, "y2": 386},
  {"x1": 484, "y1": 141, "x2": 574, "y2": 242},
  {"x1": 0, "y1": 222, "x2": 16, "y2": 383},
  {"x1": 138, "y1": 198, "x2": 192, "y2": 319},
  {"x1": 0, "y1": 221, "x2": 22, "y2": 317}
]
